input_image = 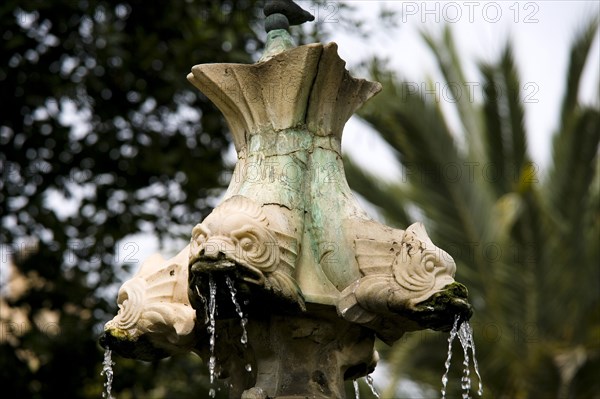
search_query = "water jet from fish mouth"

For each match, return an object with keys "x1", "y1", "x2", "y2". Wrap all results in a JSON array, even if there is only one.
[
  {"x1": 101, "y1": 348, "x2": 115, "y2": 399},
  {"x1": 441, "y1": 314, "x2": 483, "y2": 399}
]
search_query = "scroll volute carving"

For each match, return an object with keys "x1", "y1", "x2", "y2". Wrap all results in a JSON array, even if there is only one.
[{"x1": 102, "y1": 248, "x2": 198, "y2": 360}]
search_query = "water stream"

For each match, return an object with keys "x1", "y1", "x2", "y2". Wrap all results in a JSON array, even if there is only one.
[
  {"x1": 441, "y1": 315, "x2": 483, "y2": 399},
  {"x1": 207, "y1": 275, "x2": 217, "y2": 398},
  {"x1": 458, "y1": 323, "x2": 472, "y2": 398},
  {"x1": 365, "y1": 374, "x2": 380, "y2": 398},
  {"x1": 225, "y1": 275, "x2": 252, "y2": 373},
  {"x1": 101, "y1": 348, "x2": 115, "y2": 399},
  {"x1": 352, "y1": 375, "x2": 379, "y2": 399},
  {"x1": 225, "y1": 275, "x2": 249, "y2": 346},
  {"x1": 204, "y1": 274, "x2": 254, "y2": 397},
  {"x1": 458, "y1": 320, "x2": 484, "y2": 397},
  {"x1": 441, "y1": 316, "x2": 459, "y2": 399}
]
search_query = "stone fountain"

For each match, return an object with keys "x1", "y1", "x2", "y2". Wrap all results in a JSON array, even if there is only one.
[{"x1": 100, "y1": 2, "x2": 472, "y2": 398}]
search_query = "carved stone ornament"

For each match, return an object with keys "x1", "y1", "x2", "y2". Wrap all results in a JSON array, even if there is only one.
[
  {"x1": 101, "y1": 248, "x2": 198, "y2": 360},
  {"x1": 102, "y1": 26, "x2": 472, "y2": 399},
  {"x1": 188, "y1": 195, "x2": 303, "y2": 310}
]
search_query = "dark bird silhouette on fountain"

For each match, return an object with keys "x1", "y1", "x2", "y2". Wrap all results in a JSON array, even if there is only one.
[{"x1": 264, "y1": 0, "x2": 315, "y2": 32}]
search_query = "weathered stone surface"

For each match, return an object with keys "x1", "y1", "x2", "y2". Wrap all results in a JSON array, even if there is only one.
[
  {"x1": 211, "y1": 306, "x2": 377, "y2": 398},
  {"x1": 103, "y1": 40, "x2": 471, "y2": 398},
  {"x1": 101, "y1": 248, "x2": 198, "y2": 360}
]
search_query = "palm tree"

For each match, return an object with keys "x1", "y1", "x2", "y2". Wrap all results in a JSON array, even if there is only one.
[{"x1": 346, "y1": 18, "x2": 599, "y2": 399}]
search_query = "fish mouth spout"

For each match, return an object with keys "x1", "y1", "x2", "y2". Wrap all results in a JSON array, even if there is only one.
[
  {"x1": 188, "y1": 253, "x2": 269, "y2": 317},
  {"x1": 99, "y1": 331, "x2": 110, "y2": 349},
  {"x1": 189, "y1": 254, "x2": 266, "y2": 286},
  {"x1": 188, "y1": 252, "x2": 306, "y2": 315},
  {"x1": 99, "y1": 329, "x2": 170, "y2": 361},
  {"x1": 406, "y1": 282, "x2": 473, "y2": 332}
]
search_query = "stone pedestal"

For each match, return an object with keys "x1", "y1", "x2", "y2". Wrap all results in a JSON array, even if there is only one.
[{"x1": 205, "y1": 305, "x2": 376, "y2": 399}]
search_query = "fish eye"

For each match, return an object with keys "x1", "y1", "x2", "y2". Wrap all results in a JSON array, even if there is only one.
[
  {"x1": 240, "y1": 236, "x2": 255, "y2": 252},
  {"x1": 423, "y1": 254, "x2": 436, "y2": 272}
]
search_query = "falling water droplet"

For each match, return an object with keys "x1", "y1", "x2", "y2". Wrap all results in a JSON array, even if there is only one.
[
  {"x1": 225, "y1": 275, "x2": 249, "y2": 346},
  {"x1": 473, "y1": 348, "x2": 484, "y2": 396},
  {"x1": 101, "y1": 348, "x2": 115, "y2": 399},
  {"x1": 353, "y1": 379, "x2": 360, "y2": 399},
  {"x1": 441, "y1": 315, "x2": 460, "y2": 399},
  {"x1": 458, "y1": 321, "x2": 472, "y2": 399},
  {"x1": 207, "y1": 274, "x2": 217, "y2": 398},
  {"x1": 245, "y1": 363, "x2": 252, "y2": 372},
  {"x1": 465, "y1": 321, "x2": 483, "y2": 397},
  {"x1": 209, "y1": 388, "x2": 216, "y2": 398},
  {"x1": 365, "y1": 374, "x2": 380, "y2": 398},
  {"x1": 195, "y1": 284, "x2": 209, "y2": 324},
  {"x1": 458, "y1": 320, "x2": 483, "y2": 397}
]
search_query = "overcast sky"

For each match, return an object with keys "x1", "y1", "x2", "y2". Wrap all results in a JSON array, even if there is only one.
[{"x1": 330, "y1": 0, "x2": 600, "y2": 180}]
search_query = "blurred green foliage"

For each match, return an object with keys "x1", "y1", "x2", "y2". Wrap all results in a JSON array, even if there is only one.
[
  {"x1": 347, "y1": 19, "x2": 600, "y2": 399},
  {"x1": 0, "y1": 1, "x2": 262, "y2": 397}
]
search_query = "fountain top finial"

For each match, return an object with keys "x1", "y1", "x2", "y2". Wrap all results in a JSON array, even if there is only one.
[
  {"x1": 259, "y1": 0, "x2": 315, "y2": 62},
  {"x1": 263, "y1": 0, "x2": 315, "y2": 32}
]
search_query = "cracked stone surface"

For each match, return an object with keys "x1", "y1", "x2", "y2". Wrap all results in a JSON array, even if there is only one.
[{"x1": 102, "y1": 36, "x2": 471, "y2": 399}]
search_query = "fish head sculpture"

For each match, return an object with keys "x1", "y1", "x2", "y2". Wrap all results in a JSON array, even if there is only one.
[
  {"x1": 188, "y1": 195, "x2": 304, "y2": 312},
  {"x1": 391, "y1": 223, "x2": 471, "y2": 331},
  {"x1": 338, "y1": 222, "x2": 471, "y2": 344},
  {"x1": 101, "y1": 250, "x2": 198, "y2": 360},
  {"x1": 189, "y1": 198, "x2": 277, "y2": 284},
  {"x1": 392, "y1": 222, "x2": 457, "y2": 306}
]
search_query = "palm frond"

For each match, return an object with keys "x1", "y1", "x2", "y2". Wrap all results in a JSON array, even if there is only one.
[
  {"x1": 548, "y1": 18, "x2": 598, "y2": 238},
  {"x1": 421, "y1": 27, "x2": 482, "y2": 156},
  {"x1": 343, "y1": 156, "x2": 412, "y2": 227},
  {"x1": 544, "y1": 106, "x2": 600, "y2": 335},
  {"x1": 479, "y1": 62, "x2": 507, "y2": 195},
  {"x1": 349, "y1": 19, "x2": 600, "y2": 398},
  {"x1": 499, "y1": 45, "x2": 529, "y2": 179},
  {"x1": 360, "y1": 75, "x2": 484, "y2": 248},
  {"x1": 560, "y1": 17, "x2": 599, "y2": 127},
  {"x1": 479, "y1": 44, "x2": 530, "y2": 197},
  {"x1": 548, "y1": 106, "x2": 600, "y2": 226},
  {"x1": 359, "y1": 73, "x2": 501, "y2": 307}
]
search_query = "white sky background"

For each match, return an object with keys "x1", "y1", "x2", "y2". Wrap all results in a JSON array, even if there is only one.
[{"x1": 334, "y1": 0, "x2": 600, "y2": 181}]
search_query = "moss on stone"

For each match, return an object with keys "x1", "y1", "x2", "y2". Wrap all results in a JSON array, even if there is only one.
[
  {"x1": 403, "y1": 282, "x2": 473, "y2": 332},
  {"x1": 100, "y1": 329, "x2": 170, "y2": 361}
]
